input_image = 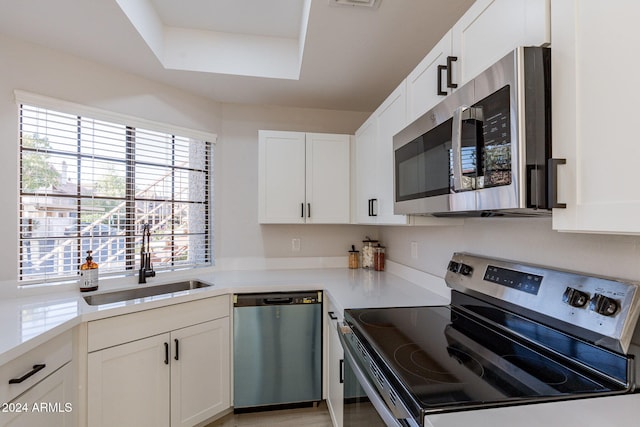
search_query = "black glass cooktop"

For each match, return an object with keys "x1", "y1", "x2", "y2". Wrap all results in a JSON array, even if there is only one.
[{"x1": 345, "y1": 302, "x2": 631, "y2": 413}]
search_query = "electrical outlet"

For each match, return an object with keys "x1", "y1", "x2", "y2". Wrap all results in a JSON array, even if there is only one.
[
  {"x1": 292, "y1": 238, "x2": 301, "y2": 252},
  {"x1": 411, "y1": 241, "x2": 418, "y2": 259}
]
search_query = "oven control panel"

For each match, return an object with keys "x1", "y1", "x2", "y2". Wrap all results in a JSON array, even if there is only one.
[{"x1": 445, "y1": 252, "x2": 640, "y2": 353}]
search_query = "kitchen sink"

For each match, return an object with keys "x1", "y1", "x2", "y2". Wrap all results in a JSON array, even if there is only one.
[{"x1": 83, "y1": 280, "x2": 213, "y2": 306}]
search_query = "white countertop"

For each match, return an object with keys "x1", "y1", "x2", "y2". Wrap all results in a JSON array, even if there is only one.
[
  {"x1": 3, "y1": 264, "x2": 640, "y2": 426},
  {"x1": 0, "y1": 264, "x2": 450, "y2": 365}
]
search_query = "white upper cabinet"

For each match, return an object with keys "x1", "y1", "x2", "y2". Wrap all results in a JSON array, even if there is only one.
[
  {"x1": 551, "y1": 0, "x2": 640, "y2": 234},
  {"x1": 450, "y1": 0, "x2": 550, "y2": 88},
  {"x1": 375, "y1": 83, "x2": 411, "y2": 225},
  {"x1": 259, "y1": 130, "x2": 350, "y2": 224},
  {"x1": 354, "y1": 115, "x2": 379, "y2": 224},
  {"x1": 406, "y1": 30, "x2": 453, "y2": 122},
  {"x1": 354, "y1": 84, "x2": 411, "y2": 225},
  {"x1": 306, "y1": 133, "x2": 351, "y2": 224},
  {"x1": 406, "y1": 1, "x2": 550, "y2": 122}
]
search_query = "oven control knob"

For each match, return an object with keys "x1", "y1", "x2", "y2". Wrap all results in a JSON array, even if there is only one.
[
  {"x1": 448, "y1": 261, "x2": 460, "y2": 273},
  {"x1": 459, "y1": 263, "x2": 473, "y2": 276},
  {"x1": 447, "y1": 261, "x2": 473, "y2": 276},
  {"x1": 588, "y1": 294, "x2": 619, "y2": 316},
  {"x1": 562, "y1": 287, "x2": 589, "y2": 308}
]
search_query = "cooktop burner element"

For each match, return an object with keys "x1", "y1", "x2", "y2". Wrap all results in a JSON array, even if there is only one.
[
  {"x1": 394, "y1": 343, "x2": 484, "y2": 383},
  {"x1": 502, "y1": 355, "x2": 567, "y2": 386},
  {"x1": 340, "y1": 253, "x2": 640, "y2": 426}
]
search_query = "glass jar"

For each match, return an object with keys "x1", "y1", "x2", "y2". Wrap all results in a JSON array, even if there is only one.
[
  {"x1": 348, "y1": 246, "x2": 359, "y2": 269},
  {"x1": 361, "y1": 238, "x2": 378, "y2": 269},
  {"x1": 374, "y1": 245, "x2": 385, "y2": 271}
]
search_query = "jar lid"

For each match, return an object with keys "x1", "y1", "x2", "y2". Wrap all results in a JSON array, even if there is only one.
[
  {"x1": 349, "y1": 245, "x2": 359, "y2": 253},
  {"x1": 362, "y1": 236, "x2": 378, "y2": 243}
]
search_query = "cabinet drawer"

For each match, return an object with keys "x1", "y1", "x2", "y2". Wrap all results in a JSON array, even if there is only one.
[
  {"x1": 0, "y1": 330, "x2": 72, "y2": 405},
  {"x1": 88, "y1": 295, "x2": 230, "y2": 352}
]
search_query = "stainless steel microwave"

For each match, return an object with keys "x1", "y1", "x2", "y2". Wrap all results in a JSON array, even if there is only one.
[{"x1": 393, "y1": 47, "x2": 554, "y2": 217}]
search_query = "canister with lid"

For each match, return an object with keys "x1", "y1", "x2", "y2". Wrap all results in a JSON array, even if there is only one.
[
  {"x1": 348, "y1": 245, "x2": 360, "y2": 269},
  {"x1": 374, "y1": 245, "x2": 386, "y2": 271},
  {"x1": 361, "y1": 237, "x2": 378, "y2": 269}
]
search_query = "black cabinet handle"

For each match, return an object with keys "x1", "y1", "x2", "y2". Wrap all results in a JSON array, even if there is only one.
[
  {"x1": 548, "y1": 158, "x2": 567, "y2": 208},
  {"x1": 301, "y1": 203, "x2": 304, "y2": 218},
  {"x1": 371, "y1": 198, "x2": 378, "y2": 217},
  {"x1": 446, "y1": 56, "x2": 458, "y2": 89},
  {"x1": 368, "y1": 199, "x2": 372, "y2": 216},
  {"x1": 9, "y1": 364, "x2": 46, "y2": 384},
  {"x1": 437, "y1": 64, "x2": 447, "y2": 96},
  {"x1": 307, "y1": 203, "x2": 311, "y2": 218},
  {"x1": 174, "y1": 339, "x2": 179, "y2": 361},
  {"x1": 339, "y1": 359, "x2": 344, "y2": 384},
  {"x1": 164, "y1": 342, "x2": 169, "y2": 365},
  {"x1": 328, "y1": 311, "x2": 337, "y2": 320}
]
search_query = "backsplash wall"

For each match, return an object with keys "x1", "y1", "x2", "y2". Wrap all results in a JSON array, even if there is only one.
[{"x1": 380, "y1": 217, "x2": 640, "y2": 282}]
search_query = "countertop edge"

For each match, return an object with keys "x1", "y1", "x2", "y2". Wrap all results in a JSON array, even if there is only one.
[{"x1": 0, "y1": 266, "x2": 450, "y2": 365}]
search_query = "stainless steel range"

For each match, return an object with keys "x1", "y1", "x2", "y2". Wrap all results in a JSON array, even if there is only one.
[{"x1": 339, "y1": 253, "x2": 640, "y2": 426}]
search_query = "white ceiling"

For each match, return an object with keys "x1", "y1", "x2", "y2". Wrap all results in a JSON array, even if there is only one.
[{"x1": 0, "y1": 0, "x2": 474, "y2": 112}]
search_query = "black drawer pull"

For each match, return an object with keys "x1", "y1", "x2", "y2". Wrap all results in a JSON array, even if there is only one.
[
  {"x1": 446, "y1": 56, "x2": 458, "y2": 89},
  {"x1": 548, "y1": 158, "x2": 567, "y2": 208},
  {"x1": 339, "y1": 359, "x2": 344, "y2": 384},
  {"x1": 328, "y1": 311, "x2": 338, "y2": 320},
  {"x1": 437, "y1": 64, "x2": 447, "y2": 96},
  {"x1": 9, "y1": 364, "x2": 46, "y2": 384}
]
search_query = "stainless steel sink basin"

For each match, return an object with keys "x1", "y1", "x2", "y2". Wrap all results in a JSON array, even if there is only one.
[{"x1": 83, "y1": 280, "x2": 213, "y2": 306}]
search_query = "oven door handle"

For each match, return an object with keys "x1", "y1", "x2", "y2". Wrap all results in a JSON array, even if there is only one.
[{"x1": 338, "y1": 324, "x2": 416, "y2": 427}]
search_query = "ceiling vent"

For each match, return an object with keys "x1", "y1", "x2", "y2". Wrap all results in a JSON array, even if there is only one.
[{"x1": 329, "y1": 0, "x2": 381, "y2": 8}]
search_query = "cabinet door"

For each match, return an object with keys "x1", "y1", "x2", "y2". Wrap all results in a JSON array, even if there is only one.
[
  {"x1": 406, "y1": 30, "x2": 453, "y2": 122},
  {"x1": 306, "y1": 133, "x2": 351, "y2": 224},
  {"x1": 170, "y1": 318, "x2": 231, "y2": 427},
  {"x1": 375, "y1": 82, "x2": 410, "y2": 225},
  {"x1": 258, "y1": 130, "x2": 306, "y2": 223},
  {"x1": 354, "y1": 116, "x2": 379, "y2": 224},
  {"x1": 0, "y1": 363, "x2": 74, "y2": 427},
  {"x1": 451, "y1": 0, "x2": 550, "y2": 87},
  {"x1": 326, "y1": 311, "x2": 344, "y2": 427},
  {"x1": 552, "y1": 0, "x2": 640, "y2": 234},
  {"x1": 88, "y1": 334, "x2": 170, "y2": 427}
]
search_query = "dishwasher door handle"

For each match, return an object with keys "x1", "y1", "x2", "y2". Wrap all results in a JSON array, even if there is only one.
[{"x1": 263, "y1": 297, "x2": 294, "y2": 305}]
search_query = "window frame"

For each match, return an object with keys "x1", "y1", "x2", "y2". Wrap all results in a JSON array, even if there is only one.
[{"x1": 15, "y1": 91, "x2": 217, "y2": 285}]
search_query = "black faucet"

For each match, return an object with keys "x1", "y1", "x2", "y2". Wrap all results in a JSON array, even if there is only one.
[{"x1": 138, "y1": 223, "x2": 156, "y2": 284}]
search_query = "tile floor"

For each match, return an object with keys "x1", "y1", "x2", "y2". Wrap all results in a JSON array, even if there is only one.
[{"x1": 204, "y1": 402, "x2": 333, "y2": 427}]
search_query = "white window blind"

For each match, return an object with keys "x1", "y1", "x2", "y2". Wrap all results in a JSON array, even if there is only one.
[{"x1": 19, "y1": 104, "x2": 212, "y2": 284}]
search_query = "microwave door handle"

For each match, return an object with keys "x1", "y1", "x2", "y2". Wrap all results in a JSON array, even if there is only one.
[{"x1": 451, "y1": 106, "x2": 467, "y2": 192}]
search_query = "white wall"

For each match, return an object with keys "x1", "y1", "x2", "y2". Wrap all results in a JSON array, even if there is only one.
[
  {"x1": 214, "y1": 103, "x2": 375, "y2": 267},
  {"x1": 380, "y1": 217, "x2": 640, "y2": 283},
  {"x1": 0, "y1": 34, "x2": 375, "y2": 283}
]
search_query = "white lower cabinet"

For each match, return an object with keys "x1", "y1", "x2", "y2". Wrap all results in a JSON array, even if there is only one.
[
  {"x1": 171, "y1": 319, "x2": 230, "y2": 427},
  {"x1": 1, "y1": 363, "x2": 74, "y2": 427},
  {"x1": 88, "y1": 334, "x2": 170, "y2": 427},
  {"x1": 0, "y1": 330, "x2": 75, "y2": 427},
  {"x1": 87, "y1": 296, "x2": 231, "y2": 427},
  {"x1": 326, "y1": 303, "x2": 343, "y2": 427}
]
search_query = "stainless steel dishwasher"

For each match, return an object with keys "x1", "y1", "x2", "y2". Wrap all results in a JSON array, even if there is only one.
[{"x1": 233, "y1": 291, "x2": 322, "y2": 410}]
